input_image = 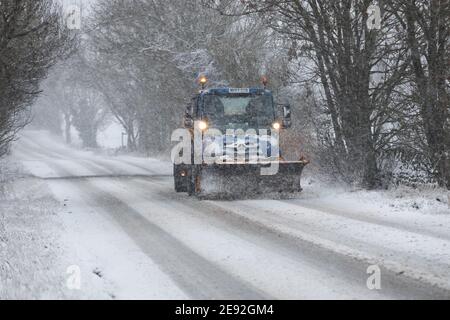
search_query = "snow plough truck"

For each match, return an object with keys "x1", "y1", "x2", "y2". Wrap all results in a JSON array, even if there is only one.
[{"x1": 173, "y1": 76, "x2": 308, "y2": 198}]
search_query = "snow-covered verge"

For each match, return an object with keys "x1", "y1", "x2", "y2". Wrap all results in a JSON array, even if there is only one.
[
  {"x1": 211, "y1": 177, "x2": 450, "y2": 293},
  {"x1": 0, "y1": 159, "x2": 69, "y2": 299},
  {"x1": 301, "y1": 176, "x2": 450, "y2": 215}
]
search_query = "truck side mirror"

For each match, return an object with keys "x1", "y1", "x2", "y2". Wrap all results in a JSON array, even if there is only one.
[
  {"x1": 282, "y1": 105, "x2": 292, "y2": 128},
  {"x1": 184, "y1": 105, "x2": 194, "y2": 128}
]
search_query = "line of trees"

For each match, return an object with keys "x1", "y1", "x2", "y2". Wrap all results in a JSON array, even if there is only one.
[{"x1": 0, "y1": 0, "x2": 74, "y2": 157}]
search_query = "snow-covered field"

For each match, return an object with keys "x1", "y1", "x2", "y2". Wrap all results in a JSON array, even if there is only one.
[{"x1": 1, "y1": 130, "x2": 449, "y2": 299}]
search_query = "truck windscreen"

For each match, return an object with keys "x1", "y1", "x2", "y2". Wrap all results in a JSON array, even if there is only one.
[{"x1": 202, "y1": 94, "x2": 274, "y2": 129}]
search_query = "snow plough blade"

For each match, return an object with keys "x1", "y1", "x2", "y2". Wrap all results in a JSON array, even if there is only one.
[{"x1": 189, "y1": 161, "x2": 308, "y2": 199}]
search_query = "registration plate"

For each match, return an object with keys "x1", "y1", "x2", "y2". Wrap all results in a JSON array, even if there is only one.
[{"x1": 228, "y1": 88, "x2": 250, "y2": 94}]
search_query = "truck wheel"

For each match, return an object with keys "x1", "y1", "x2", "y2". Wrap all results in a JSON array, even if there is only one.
[
  {"x1": 187, "y1": 166, "x2": 200, "y2": 196},
  {"x1": 187, "y1": 173, "x2": 196, "y2": 196},
  {"x1": 174, "y1": 179, "x2": 185, "y2": 193}
]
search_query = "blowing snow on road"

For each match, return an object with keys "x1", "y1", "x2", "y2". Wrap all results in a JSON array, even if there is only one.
[{"x1": 1, "y1": 130, "x2": 449, "y2": 300}]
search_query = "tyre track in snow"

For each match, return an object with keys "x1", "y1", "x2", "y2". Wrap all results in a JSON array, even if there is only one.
[
  {"x1": 280, "y1": 200, "x2": 450, "y2": 242},
  {"x1": 13, "y1": 136, "x2": 98, "y2": 178},
  {"x1": 16, "y1": 142, "x2": 266, "y2": 299},
  {"x1": 120, "y1": 177, "x2": 450, "y2": 299},
  {"x1": 86, "y1": 177, "x2": 381, "y2": 299},
  {"x1": 204, "y1": 198, "x2": 450, "y2": 297},
  {"x1": 14, "y1": 134, "x2": 161, "y2": 178},
  {"x1": 54, "y1": 177, "x2": 269, "y2": 300}
]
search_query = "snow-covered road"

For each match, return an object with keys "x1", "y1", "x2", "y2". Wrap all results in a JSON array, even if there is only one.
[{"x1": 8, "y1": 131, "x2": 450, "y2": 299}]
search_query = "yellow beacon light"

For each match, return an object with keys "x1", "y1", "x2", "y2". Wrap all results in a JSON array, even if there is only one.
[
  {"x1": 199, "y1": 75, "x2": 208, "y2": 89},
  {"x1": 261, "y1": 76, "x2": 268, "y2": 89}
]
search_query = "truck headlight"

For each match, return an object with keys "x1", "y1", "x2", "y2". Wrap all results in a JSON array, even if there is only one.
[
  {"x1": 272, "y1": 122, "x2": 281, "y2": 130},
  {"x1": 197, "y1": 120, "x2": 208, "y2": 131}
]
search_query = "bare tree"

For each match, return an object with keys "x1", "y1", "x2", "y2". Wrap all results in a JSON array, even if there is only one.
[
  {"x1": 32, "y1": 65, "x2": 77, "y2": 142},
  {"x1": 387, "y1": 0, "x2": 449, "y2": 188},
  {"x1": 69, "y1": 86, "x2": 109, "y2": 148}
]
